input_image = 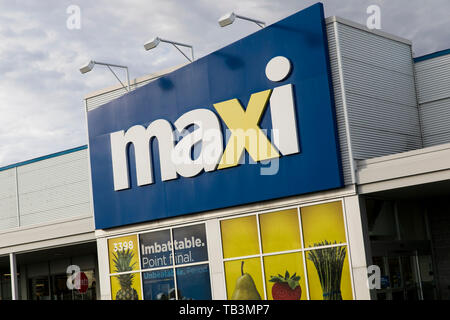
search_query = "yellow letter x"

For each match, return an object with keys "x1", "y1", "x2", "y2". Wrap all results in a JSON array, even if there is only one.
[{"x1": 213, "y1": 89, "x2": 280, "y2": 169}]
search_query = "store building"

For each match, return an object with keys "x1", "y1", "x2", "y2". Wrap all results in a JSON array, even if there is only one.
[{"x1": 1, "y1": 3, "x2": 450, "y2": 300}]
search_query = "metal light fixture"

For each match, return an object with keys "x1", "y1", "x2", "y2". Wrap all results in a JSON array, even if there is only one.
[
  {"x1": 79, "y1": 60, "x2": 131, "y2": 92},
  {"x1": 218, "y1": 12, "x2": 266, "y2": 28},
  {"x1": 144, "y1": 37, "x2": 194, "y2": 62}
]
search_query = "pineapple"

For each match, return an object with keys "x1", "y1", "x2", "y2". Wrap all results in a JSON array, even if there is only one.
[{"x1": 112, "y1": 248, "x2": 139, "y2": 300}]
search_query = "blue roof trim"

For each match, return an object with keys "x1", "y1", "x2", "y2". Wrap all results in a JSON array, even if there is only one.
[
  {"x1": 414, "y1": 48, "x2": 450, "y2": 63},
  {"x1": 0, "y1": 145, "x2": 88, "y2": 172}
]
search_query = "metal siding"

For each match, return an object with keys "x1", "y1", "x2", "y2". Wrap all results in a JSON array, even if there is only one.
[
  {"x1": 86, "y1": 87, "x2": 127, "y2": 112},
  {"x1": 326, "y1": 23, "x2": 353, "y2": 185},
  {"x1": 336, "y1": 23, "x2": 413, "y2": 75},
  {"x1": 85, "y1": 77, "x2": 161, "y2": 112},
  {"x1": 415, "y1": 54, "x2": 450, "y2": 147},
  {"x1": 16, "y1": 149, "x2": 92, "y2": 227},
  {"x1": 0, "y1": 169, "x2": 18, "y2": 230},
  {"x1": 334, "y1": 22, "x2": 422, "y2": 160}
]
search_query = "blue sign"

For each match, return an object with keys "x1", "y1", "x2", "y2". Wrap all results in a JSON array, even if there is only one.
[{"x1": 87, "y1": 3, "x2": 343, "y2": 229}]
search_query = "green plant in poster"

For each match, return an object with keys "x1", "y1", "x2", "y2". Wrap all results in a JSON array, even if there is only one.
[
  {"x1": 231, "y1": 261, "x2": 261, "y2": 300},
  {"x1": 112, "y1": 248, "x2": 139, "y2": 300},
  {"x1": 269, "y1": 271, "x2": 302, "y2": 300},
  {"x1": 307, "y1": 241, "x2": 346, "y2": 300}
]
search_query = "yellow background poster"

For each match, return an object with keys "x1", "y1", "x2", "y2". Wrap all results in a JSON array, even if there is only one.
[
  {"x1": 221, "y1": 201, "x2": 353, "y2": 300},
  {"x1": 221, "y1": 215, "x2": 260, "y2": 258},
  {"x1": 259, "y1": 209, "x2": 302, "y2": 253},
  {"x1": 301, "y1": 201, "x2": 347, "y2": 247},
  {"x1": 108, "y1": 234, "x2": 140, "y2": 274},
  {"x1": 306, "y1": 246, "x2": 353, "y2": 300},
  {"x1": 264, "y1": 252, "x2": 306, "y2": 300},
  {"x1": 224, "y1": 258, "x2": 264, "y2": 300},
  {"x1": 110, "y1": 272, "x2": 142, "y2": 300},
  {"x1": 108, "y1": 234, "x2": 141, "y2": 300}
]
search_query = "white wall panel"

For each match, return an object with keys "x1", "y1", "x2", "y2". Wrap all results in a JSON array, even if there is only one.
[
  {"x1": 0, "y1": 148, "x2": 93, "y2": 232},
  {"x1": 0, "y1": 169, "x2": 18, "y2": 230},
  {"x1": 16, "y1": 149, "x2": 91, "y2": 227}
]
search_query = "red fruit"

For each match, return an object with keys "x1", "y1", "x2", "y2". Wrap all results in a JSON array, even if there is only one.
[{"x1": 269, "y1": 271, "x2": 302, "y2": 300}]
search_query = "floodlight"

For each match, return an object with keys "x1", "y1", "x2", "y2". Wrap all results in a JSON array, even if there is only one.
[
  {"x1": 144, "y1": 37, "x2": 194, "y2": 62},
  {"x1": 218, "y1": 12, "x2": 265, "y2": 28},
  {"x1": 79, "y1": 60, "x2": 95, "y2": 74},
  {"x1": 79, "y1": 60, "x2": 130, "y2": 91}
]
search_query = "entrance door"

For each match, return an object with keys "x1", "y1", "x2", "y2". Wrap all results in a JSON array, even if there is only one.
[{"x1": 373, "y1": 251, "x2": 435, "y2": 300}]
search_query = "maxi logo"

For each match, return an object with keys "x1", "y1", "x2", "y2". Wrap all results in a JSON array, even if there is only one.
[{"x1": 110, "y1": 56, "x2": 300, "y2": 191}]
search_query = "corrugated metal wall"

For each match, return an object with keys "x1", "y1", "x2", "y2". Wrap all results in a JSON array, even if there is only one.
[
  {"x1": 326, "y1": 17, "x2": 423, "y2": 184},
  {"x1": 0, "y1": 148, "x2": 92, "y2": 231},
  {"x1": 415, "y1": 53, "x2": 450, "y2": 147}
]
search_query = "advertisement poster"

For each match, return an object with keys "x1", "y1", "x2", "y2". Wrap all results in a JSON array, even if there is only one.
[
  {"x1": 221, "y1": 201, "x2": 353, "y2": 300},
  {"x1": 221, "y1": 215, "x2": 260, "y2": 259},
  {"x1": 140, "y1": 224, "x2": 208, "y2": 269},
  {"x1": 172, "y1": 224, "x2": 209, "y2": 265},
  {"x1": 176, "y1": 264, "x2": 212, "y2": 300},
  {"x1": 108, "y1": 234, "x2": 140, "y2": 274},
  {"x1": 142, "y1": 269, "x2": 175, "y2": 300},
  {"x1": 108, "y1": 234, "x2": 141, "y2": 300},
  {"x1": 139, "y1": 230, "x2": 172, "y2": 269},
  {"x1": 300, "y1": 201, "x2": 347, "y2": 248},
  {"x1": 136, "y1": 223, "x2": 212, "y2": 300},
  {"x1": 224, "y1": 258, "x2": 264, "y2": 300},
  {"x1": 110, "y1": 272, "x2": 142, "y2": 300}
]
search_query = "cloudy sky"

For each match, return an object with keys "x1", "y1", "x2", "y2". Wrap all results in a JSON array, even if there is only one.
[{"x1": 0, "y1": 0, "x2": 449, "y2": 167}]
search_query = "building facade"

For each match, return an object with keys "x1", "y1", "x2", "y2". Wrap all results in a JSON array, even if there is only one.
[{"x1": 1, "y1": 3, "x2": 450, "y2": 300}]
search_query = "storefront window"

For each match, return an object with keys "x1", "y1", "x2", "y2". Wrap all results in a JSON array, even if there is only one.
[
  {"x1": 108, "y1": 223, "x2": 212, "y2": 300},
  {"x1": 220, "y1": 201, "x2": 353, "y2": 300}
]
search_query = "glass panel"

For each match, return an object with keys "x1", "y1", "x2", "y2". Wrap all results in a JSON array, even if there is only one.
[
  {"x1": 176, "y1": 264, "x2": 212, "y2": 300},
  {"x1": 366, "y1": 199, "x2": 397, "y2": 241},
  {"x1": 306, "y1": 246, "x2": 352, "y2": 300},
  {"x1": 139, "y1": 230, "x2": 172, "y2": 269},
  {"x1": 224, "y1": 258, "x2": 264, "y2": 300},
  {"x1": 221, "y1": 216, "x2": 260, "y2": 258},
  {"x1": 263, "y1": 252, "x2": 306, "y2": 300},
  {"x1": 142, "y1": 269, "x2": 175, "y2": 300},
  {"x1": 401, "y1": 256, "x2": 419, "y2": 300},
  {"x1": 301, "y1": 201, "x2": 347, "y2": 248},
  {"x1": 397, "y1": 201, "x2": 427, "y2": 240},
  {"x1": 108, "y1": 234, "x2": 140, "y2": 273},
  {"x1": 259, "y1": 209, "x2": 301, "y2": 253},
  {"x1": 388, "y1": 257, "x2": 402, "y2": 289},
  {"x1": 52, "y1": 274, "x2": 73, "y2": 300},
  {"x1": 418, "y1": 255, "x2": 437, "y2": 300},
  {"x1": 29, "y1": 277, "x2": 50, "y2": 300},
  {"x1": 110, "y1": 272, "x2": 142, "y2": 300},
  {"x1": 173, "y1": 224, "x2": 208, "y2": 265}
]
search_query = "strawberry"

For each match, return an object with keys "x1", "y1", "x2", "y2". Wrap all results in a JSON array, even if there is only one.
[{"x1": 269, "y1": 271, "x2": 302, "y2": 300}]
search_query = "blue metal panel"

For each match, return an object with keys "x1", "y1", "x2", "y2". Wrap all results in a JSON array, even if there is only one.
[{"x1": 87, "y1": 3, "x2": 343, "y2": 230}]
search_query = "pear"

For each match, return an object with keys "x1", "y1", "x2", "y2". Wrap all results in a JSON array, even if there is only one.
[{"x1": 231, "y1": 261, "x2": 262, "y2": 300}]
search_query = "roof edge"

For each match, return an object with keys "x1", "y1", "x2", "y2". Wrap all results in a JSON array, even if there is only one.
[
  {"x1": 325, "y1": 16, "x2": 412, "y2": 46},
  {"x1": 0, "y1": 145, "x2": 88, "y2": 173},
  {"x1": 414, "y1": 48, "x2": 450, "y2": 63}
]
